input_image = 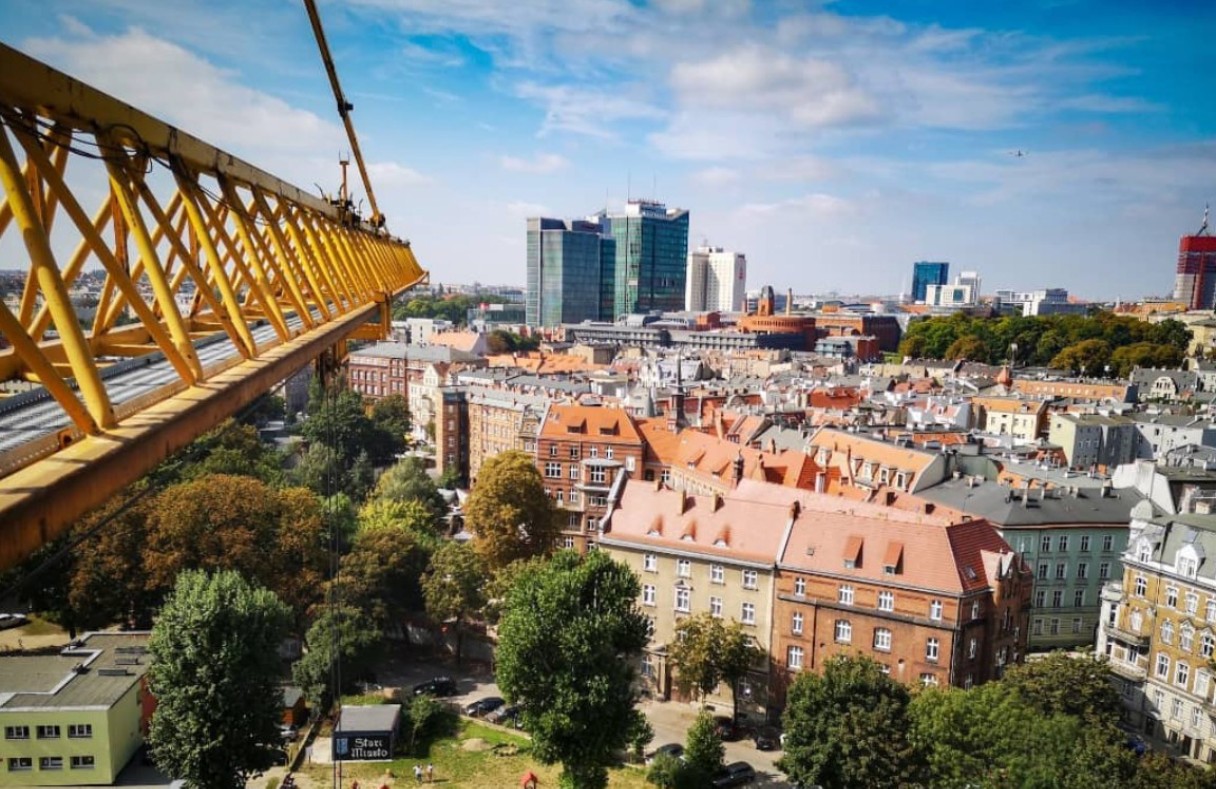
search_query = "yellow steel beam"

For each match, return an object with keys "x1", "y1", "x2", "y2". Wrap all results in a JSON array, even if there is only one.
[{"x1": 0, "y1": 273, "x2": 424, "y2": 570}]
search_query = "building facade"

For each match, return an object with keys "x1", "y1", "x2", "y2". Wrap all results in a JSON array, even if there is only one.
[
  {"x1": 772, "y1": 490, "x2": 1031, "y2": 703},
  {"x1": 1048, "y1": 413, "x2": 1140, "y2": 470},
  {"x1": 466, "y1": 387, "x2": 547, "y2": 485},
  {"x1": 536, "y1": 404, "x2": 645, "y2": 552},
  {"x1": 1098, "y1": 506, "x2": 1216, "y2": 763},
  {"x1": 1173, "y1": 233, "x2": 1216, "y2": 311},
  {"x1": 434, "y1": 386, "x2": 468, "y2": 485},
  {"x1": 911, "y1": 261, "x2": 949, "y2": 303},
  {"x1": 525, "y1": 217, "x2": 614, "y2": 327},
  {"x1": 601, "y1": 200, "x2": 690, "y2": 318},
  {"x1": 0, "y1": 632, "x2": 151, "y2": 786},
  {"x1": 685, "y1": 246, "x2": 746, "y2": 313}
]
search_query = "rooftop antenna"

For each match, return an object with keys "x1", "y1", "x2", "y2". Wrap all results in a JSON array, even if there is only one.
[
  {"x1": 627, "y1": 171, "x2": 632, "y2": 202},
  {"x1": 338, "y1": 151, "x2": 350, "y2": 205},
  {"x1": 1199, "y1": 203, "x2": 1211, "y2": 236}
]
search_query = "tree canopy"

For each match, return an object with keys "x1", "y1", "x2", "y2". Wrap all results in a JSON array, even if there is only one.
[
  {"x1": 898, "y1": 311, "x2": 1192, "y2": 372},
  {"x1": 464, "y1": 450, "x2": 559, "y2": 570},
  {"x1": 421, "y1": 541, "x2": 488, "y2": 663},
  {"x1": 292, "y1": 604, "x2": 383, "y2": 709},
  {"x1": 496, "y1": 551, "x2": 650, "y2": 789},
  {"x1": 779, "y1": 655, "x2": 924, "y2": 789},
  {"x1": 148, "y1": 570, "x2": 290, "y2": 789},
  {"x1": 372, "y1": 455, "x2": 448, "y2": 520},
  {"x1": 667, "y1": 612, "x2": 764, "y2": 712}
]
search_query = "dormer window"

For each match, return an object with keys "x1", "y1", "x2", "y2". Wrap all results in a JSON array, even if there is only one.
[{"x1": 1180, "y1": 556, "x2": 1199, "y2": 579}]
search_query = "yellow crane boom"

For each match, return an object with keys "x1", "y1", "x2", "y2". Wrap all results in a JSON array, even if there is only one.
[{"x1": 302, "y1": 0, "x2": 383, "y2": 227}]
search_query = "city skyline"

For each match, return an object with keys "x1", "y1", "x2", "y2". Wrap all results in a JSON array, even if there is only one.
[{"x1": 1, "y1": 1, "x2": 1213, "y2": 299}]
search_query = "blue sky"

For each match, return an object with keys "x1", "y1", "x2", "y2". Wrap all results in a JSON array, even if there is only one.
[{"x1": 3, "y1": 0, "x2": 1214, "y2": 299}]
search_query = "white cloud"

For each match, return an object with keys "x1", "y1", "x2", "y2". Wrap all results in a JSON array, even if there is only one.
[
  {"x1": 506, "y1": 200, "x2": 551, "y2": 218},
  {"x1": 366, "y1": 161, "x2": 432, "y2": 186},
  {"x1": 739, "y1": 193, "x2": 857, "y2": 217},
  {"x1": 690, "y1": 167, "x2": 740, "y2": 187},
  {"x1": 670, "y1": 46, "x2": 882, "y2": 130},
  {"x1": 22, "y1": 27, "x2": 342, "y2": 158},
  {"x1": 515, "y1": 81, "x2": 663, "y2": 138},
  {"x1": 500, "y1": 153, "x2": 570, "y2": 174},
  {"x1": 401, "y1": 40, "x2": 466, "y2": 68}
]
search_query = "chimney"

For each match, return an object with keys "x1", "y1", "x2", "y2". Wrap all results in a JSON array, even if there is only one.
[
  {"x1": 678, "y1": 489, "x2": 689, "y2": 514},
  {"x1": 786, "y1": 288, "x2": 794, "y2": 316},
  {"x1": 732, "y1": 451, "x2": 745, "y2": 487},
  {"x1": 1022, "y1": 479, "x2": 1031, "y2": 508},
  {"x1": 924, "y1": 502, "x2": 936, "y2": 515}
]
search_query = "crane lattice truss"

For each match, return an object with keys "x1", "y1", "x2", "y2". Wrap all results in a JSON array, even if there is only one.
[{"x1": 0, "y1": 43, "x2": 426, "y2": 569}]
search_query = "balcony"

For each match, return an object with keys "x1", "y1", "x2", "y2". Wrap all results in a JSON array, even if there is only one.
[
  {"x1": 1108, "y1": 660, "x2": 1147, "y2": 682},
  {"x1": 1105, "y1": 623, "x2": 1150, "y2": 648}
]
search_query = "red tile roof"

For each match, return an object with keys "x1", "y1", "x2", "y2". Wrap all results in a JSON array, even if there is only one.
[{"x1": 540, "y1": 404, "x2": 643, "y2": 443}]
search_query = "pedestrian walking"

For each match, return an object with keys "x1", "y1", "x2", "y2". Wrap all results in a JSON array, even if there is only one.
[
  {"x1": 426, "y1": 763, "x2": 434, "y2": 782},
  {"x1": 413, "y1": 764, "x2": 423, "y2": 784}
]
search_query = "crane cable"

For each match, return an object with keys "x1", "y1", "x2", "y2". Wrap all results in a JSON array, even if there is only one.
[{"x1": 302, "y1": 0, "x2": 383, "y2": 229}]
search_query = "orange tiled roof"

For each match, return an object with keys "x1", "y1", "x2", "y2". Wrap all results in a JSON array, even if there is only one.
[
  {"x1": 972, "y1": 396, "x2": 1046, "y2": 415},
  {"x1": 429, "y1": 330, "x2": 483, "y2": 353},
  {"x1": 540, "y1": 403, "x2": 643, "y2": 443},
  {"x1": 638, "y1": 418, "x2": 685, "y2": 466},
  {"x1": 808, "y1": 388, "x2": 862, "y2": 410},
  {"x1": 809, "y1": 427, "x2": 939, "y2": 476}
]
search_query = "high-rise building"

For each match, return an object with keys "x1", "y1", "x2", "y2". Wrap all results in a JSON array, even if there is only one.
[
  {"x1": 956, "y1": 270, "x2": 982, "y2": 303},
  {"x1": 600, "y1": 200, "x2": 690, "y2": 318},
  {"x1": 685, "y1": 246, "x2": 746, "y2": 312},
  {"x1": 911, "y1": 261, "x2": 949, "y2": 303},
  {"x1": 1173, "y1": 221, "x2": 1216, "y2": 309},
  {"x1": 525, "y1": 218, "x2": 614, "y2": 327}
]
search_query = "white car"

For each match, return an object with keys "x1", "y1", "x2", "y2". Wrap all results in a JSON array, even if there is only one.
[{"x1": 0, "y1": 614, "x2": 28, "y2": 631}]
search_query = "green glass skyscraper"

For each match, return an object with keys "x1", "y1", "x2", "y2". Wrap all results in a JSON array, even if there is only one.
[
  {"x1": 600, "y1": 200, "x2": 690, "y2": 319},
  {"x1": 526, "y1": 218, "x2": 613, "y2": 327}
]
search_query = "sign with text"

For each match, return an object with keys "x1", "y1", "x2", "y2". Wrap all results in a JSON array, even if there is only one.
[{"x1": 333, "y1": 733, "x2": 392, "y2": 761}]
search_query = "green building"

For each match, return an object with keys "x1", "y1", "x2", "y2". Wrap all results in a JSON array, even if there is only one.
[
  {"x1": 525, "y1": 217, "x2": 614, "y2": 327},
  {"x1": 921, "y1": 476, "x2": 1141, "y2": 650},
  {"x1": 600, "y1": 200, "x2": 690, "y2": 319},
  {"x1": 0, "y1": 632, "x2": 150, "y2": 785}
]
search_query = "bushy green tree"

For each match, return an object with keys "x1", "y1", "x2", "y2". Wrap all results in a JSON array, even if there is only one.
[
  {"x1": 464, "y1": 450, "x2": 558, "y2": 570},
  {"x1": 496, "y1": 551, "x2": 650, "y2": 789},
  {"x1": 668, "y1": 612, "x2": 764, "y2": 714},
  {"x1": 779, "y1": 655, "x2": 924, "y2": 789},
  {"x1": 147, "y1": 570, "x2": 290, "y2": 789},
  {"x1": 683, "y1": 711, "x2": 725, "y2": 784},
  {"x1": 1002, "y1": 652, "x2": 1122, "y2": 721},
  {"x1": 292, "y1": 604, "x2": 382, "y2": 709},
  {"x1": 373, "y1": 456, "x2": 447, "y2": 519},
  {"x1": 422, "y1": 541, "x2": 488, "y2": 663}
]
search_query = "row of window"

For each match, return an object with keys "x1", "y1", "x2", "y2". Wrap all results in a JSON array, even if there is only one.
[
  {"x1": 7, "y1": 755, "x2": 95, "y2": 772},
  {"x1": 1152, "y1": 690, "x2": 1210, "y2": 736},
  {"x1": 642, "y1": 585, "x2": 758, "y2": 624},
  {"x1": 1158, "y1": 621, "x2": 1216, "y2": 657},
  {"x1": 1154, "y1": 652, "x2": 1215, "y2": 699},
  {"x1": 1032, "y1": 617, "x2": 1086, "y2": 636},
  {"x1": 4, "y1": 724, "x2": 92, "y2": 740},
  {"x1": 1022, "y1": 534, "x2": 1116, "y2": 554},
  {"x1": 643, "y1": 555, "x2": 761, "y2": 589},
  {"x1": 830, "y1": 620, "x2": 943, "y2": 660},
  {"x1": 547, "y1": 445, "x2": 624, "y2": 460},
  {"x1": 1035, "y1": 561, "x2": 1111, "y2": 581},
  {"x1": 1131, "y1": 578, "x2": 1216, "y2": 623},
  {"x1": 1034, "y1": 589, "x2": 1089, "y2": 609},
  {"x1": 834, "y1": 584, "x2": 966, "y2": 622}
]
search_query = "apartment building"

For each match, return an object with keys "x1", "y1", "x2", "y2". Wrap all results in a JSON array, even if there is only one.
[
  {"x1": 772, "y1": 486, "x2": 1031, "y2": 703},
  {"x1": 1098, "y1": 505, "x2": 1216, "y2": 763},
  {"x1": 434, "y1": 386, "x2": 468, "y2": 485},
  {"x1": 807, "y1": 427, "x2": 949, "y2": 494},
  {"x1": 972, "y1": 396, "x2": 1048, "y2": 443},
  {"x1": 536, "y1": 404, "x2": 645, "y2": 552},
  {"x1": 1048, "y1": 413, "x2": 1140, "y2": 470},
  {"x1": 0, "y1": 632, "x2": 151, "y2": 786},
  {"x1": 466, "y1": 387, "x2": 548, "y2": 485},
  {"x1": 599, "y1": 479, "x2": 792, "y2": 723},
  {"x1": 921, "y1": 475, "x2": 1140, "y2": 650}
]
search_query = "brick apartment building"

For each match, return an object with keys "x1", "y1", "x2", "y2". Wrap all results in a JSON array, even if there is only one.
[
  {"x1": 466, "y1": 387, "x2": 548, "y2": 485},
  {"x1": 536, "y1": 404, "x2": 645, "y2": 552}
]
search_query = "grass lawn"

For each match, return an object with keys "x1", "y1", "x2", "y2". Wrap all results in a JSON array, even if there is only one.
[{"x1": 297, "y1": 720, "x2": 650, "y2": 788}]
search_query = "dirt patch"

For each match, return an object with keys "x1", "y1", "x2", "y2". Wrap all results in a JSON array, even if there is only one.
[{"x1": 460, "y1": 738, "x2": 491, "y2": 752}]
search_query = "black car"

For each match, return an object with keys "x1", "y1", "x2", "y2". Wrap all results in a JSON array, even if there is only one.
[
  {"x1": 413, "y1": 676, "x2": 458, "y2": 697},
  {"x1": 713, "y1": 715, "x2": 742, "y2": 741},
  {"x1": 645, "y1": 743, "x2": 685, "y2": 764},
  {"x1": 486, "y1": 703, "x2": 522, "y2": 725},
  {"x1": 712, "y1": 761, "x2": 757, "y2": 788},
  {"x1": 752, "y1": 726, "x2": 780, "y2": 751},
  {"x1": 465, "y1": 696, "x2": 505, "y2": 717}
]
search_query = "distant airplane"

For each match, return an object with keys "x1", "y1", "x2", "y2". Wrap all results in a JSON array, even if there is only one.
[{"x1": 1008, "y1": 150, "x2": 1028, "y2": 158}]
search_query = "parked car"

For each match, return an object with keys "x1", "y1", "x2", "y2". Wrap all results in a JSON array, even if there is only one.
[
  {"x1": 645, "y1": 743, "x2": 684, "y2": 764},
  {"x1": 752, "y1": 726, "x2": 781, "y2": 751},
  {"x1": 713, "y1": 715, "x2": 743, "y2": 741},
  {"x1": 412, "y1": 677, "x2": 458, "y2": 697},
  {"x1": 0, "y1": 614, "x2": 28, "y2": 631},
  {"x1": 486, "y1": 703, "x2": 522, "y2": 725},
  {"x1": 712, "y1": 761, "x2": 757, "y2": 788},
  {"x1": 464, "y1": 696, "x2": 505, "y2": 717},
  {"x1": 279, "y1": 724, "x2": 299, "y2": 742}
]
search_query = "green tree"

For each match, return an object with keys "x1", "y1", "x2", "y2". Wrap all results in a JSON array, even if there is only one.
[
  {"x1": 336, "y1": 525, "x2": 431, "y2": 630},
  {"x1": 945, "y1": 334, "x2": 990, "y2": 362},
  {"x1": 370, "y1": 394, "x2": 411, "y2": 451},
  {"x1": 464, "y1": 450, "x2": 558, "y2": 570},
  {"x1": 496, "y1": 551, "x2": 650, "y2": 789},
  {"x1": 1001, "y1": 652, "x2": 1122, "y2": 722},
  {"x1": 683, "y1": 711, "x2": 725, "y2": 784},
  {"x1": 373, "y1": 456, "x2": 447, "y2": 519},
  {"x1": 667, "y1": 613, "x2": 764, "y2": 715},
  {"x1": 147, "y1": 570, "x2": 290, "y2": 789},
  {"x1": 1051, "y1": 338, "x2": 1113, "y2": 376},
  {"x1": 358, "y1": 498, "x2": 443, "y2": 542},
  {"x1": 422, "y1": 541, "x2": 488, "y2": 663},
  {"x1": 184, "y1": 419, "x2": 284, "y2": 485},
  {"x1": 292, "y1": 604, "x2": 382, "y2": 709},
  {"x1": 404, "y1": 694, "x2": 458, "y2": 756},
  {"x1": 779, "y1": 655, "x2": 925, "y2": 789}
]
